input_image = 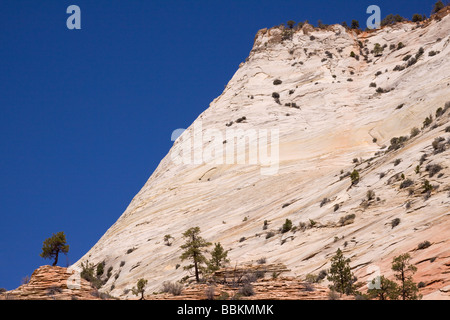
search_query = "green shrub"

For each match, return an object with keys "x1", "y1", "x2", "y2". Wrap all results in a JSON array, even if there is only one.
[
  {"x1": 281, "y1": 219, "x2": 293, "y2": 233},
  {"x1": 373, "y1": 43, "x2": 383, "y2": 56},
  {"x1": 351, "y1": 20, "x2": 359, "y2": 29},
  {"x1": 381, "y1": 14, "x2": 405, "y2": 27},
  {"x1": 350, "y1": 170, "x2": 360, "y2": 185},
  {"x1": 412, "y1": 14, "x2": 424, "y2": 22},
  {"x1": 96, "y1": 261, "x2": 105, "y2": 276},
  {"x1": 422, "y1": 180, "x2": 433, "y2": 193}
]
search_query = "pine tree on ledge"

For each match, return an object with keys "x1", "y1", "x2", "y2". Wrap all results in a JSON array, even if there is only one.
[{"x1": 40, "y1": 231, "x2": 70, "y2": 266}]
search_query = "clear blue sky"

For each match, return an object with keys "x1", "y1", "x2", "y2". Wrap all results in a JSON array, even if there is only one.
[{"x1": 0, "y1": 0, "x2": 440, "y2": 290}]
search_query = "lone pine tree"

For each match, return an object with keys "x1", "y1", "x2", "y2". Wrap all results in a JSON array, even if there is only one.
[
  {"x1": 40, "y1": 231, "x2": 69, "y2": 266},
  {"x1": 180, "y1": 227, "x2": 211, "y2": 282},
  {"x1": 327, "y1": 248, "x2": 355, "y2": 295}
]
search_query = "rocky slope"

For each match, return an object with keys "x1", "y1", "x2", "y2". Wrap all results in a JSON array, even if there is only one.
[
  {"x1": 75, "y1": 8, "x2": 450, "y2": 299},
  {"x1": 0, "y1": 266, "x2": 103, "y2": 300}
]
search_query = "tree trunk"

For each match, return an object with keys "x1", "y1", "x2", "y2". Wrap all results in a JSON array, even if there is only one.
[
  {"x1": 194, "y1": 252, "x2": 199, "y2": 282},
  {"x1": 53, "y1": 251, "x2": 59, "y2": 266}
]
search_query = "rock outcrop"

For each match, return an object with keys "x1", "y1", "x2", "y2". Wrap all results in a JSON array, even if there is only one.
[
  {"x1": 0, "y1": 266, "x2": 105, "y2": 300},
  {"x1": 74, "y1": 10, "x2": 450, "y2": 300}
]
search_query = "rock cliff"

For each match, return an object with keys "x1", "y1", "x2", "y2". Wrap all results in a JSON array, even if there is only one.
[{"x1": 75, "y1": 9, "x2": 450, "y2": 299}]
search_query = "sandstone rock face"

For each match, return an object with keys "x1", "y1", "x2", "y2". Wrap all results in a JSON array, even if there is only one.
[
  {"x1": 76, "y1": 12, "x2": 450, "y2": 300},
  {"x1": 0, "y1": 266, "x2": 102, "y2": 300}
]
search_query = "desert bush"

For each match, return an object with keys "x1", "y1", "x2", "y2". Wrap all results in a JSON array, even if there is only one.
[
  {"x1": 436, "y1": 107, "x2": 444, "y2": 118},
  {"x1": 422, "y1": 180, "x2": 433, "y2": 193},
  {"x1": 80, "y1": 261, "x2": 103, "y2": 289},
  {"x1": 320, "y1": 198, "x2": 330, "y2": 207},
  {"x1": 410, "y1": 127, "x2": 420, "y2": 138},
  {"x1": 417, "y1": 241, "x2": 431, "y2": 250},
  {"x1": 164, "y1": 234, "x2": 174, "y2": 246},
  {"x1": 381, "y1": 14, "x2": 405, "y2": 27},
  {"x1": 235, "y1": 116, "x2": 247, "y2": 123},
  {"x1": 256, "y1": 257, "x2": 267, "y2": 265},
  {"x1": 412, "y1": 14, "x2": 424, "y2": 22},
  {"x1": 205, "y1": 285, "x2": 215, "y2": 300},
  {"x1": 339, "y1": 214, "x2": 356, "y2": 226},
  {"x1": 415, "y1": 47, "x2": 424, "y2": 59},
  {"x1": 334, "y1": 204, "x2": 340, "y2": 212},
  {"x1": 273, "y1": 79, "x2": 282, "y2": 85},
  {"x1": 373, "y1": 43, "x2": 383, "y2": 56},
  {"x1": 265, "y1": 231, "x2": 275, "y2": 239},
  {"x1": 403, "y1": 54, "x2": 412, "y2": 61},
  {"x1": 393, "y1": 65, "x2": 405, "y2": 71},
  {"x1": 394, "y1": 159, "x2": 402, "y2": 166},
  {"x1": 161, "y1": 281, "x2": 184, "y2": 296},
  {"x1": 367, "y1": 190, "x2": 376, "y2": 201},
  {"x1": 388, "y1": 136, "x2": 408, "y2": 151},
  {"x1": 391, "y1": 218, "x2": 401, "y2": 229},
  {"x1": 281, "y1": 219, "x2": 293, "y2": 233},
  {"x1": 426, "y1": 164, "x2": 443, "y2": 178},
  {"x1": 431, "y1": 137, "x2": 446, "y2": 154},
  {"x1": 369, "y1": 82, "x2": 377, "y2": 87},
  {"x1": 400, "y1": 178, "x2": 414, "y2": 189},
  {"x1": 406, "y1": 57, "x2": 417, "y2": 68},
  {"x1": 350, "y1": 170, "x2": 360, "y2": 185},
  {"x1": 96, "y1": 261, "x2": 105, "y2": 276},
  {"x1": 238, "y1": 283, "x2": 254, "y2": 296}
]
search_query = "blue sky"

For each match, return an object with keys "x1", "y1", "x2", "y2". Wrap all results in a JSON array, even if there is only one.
[{"x1": 0, "y1": 0, "x2": 441, "y2": 290}]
